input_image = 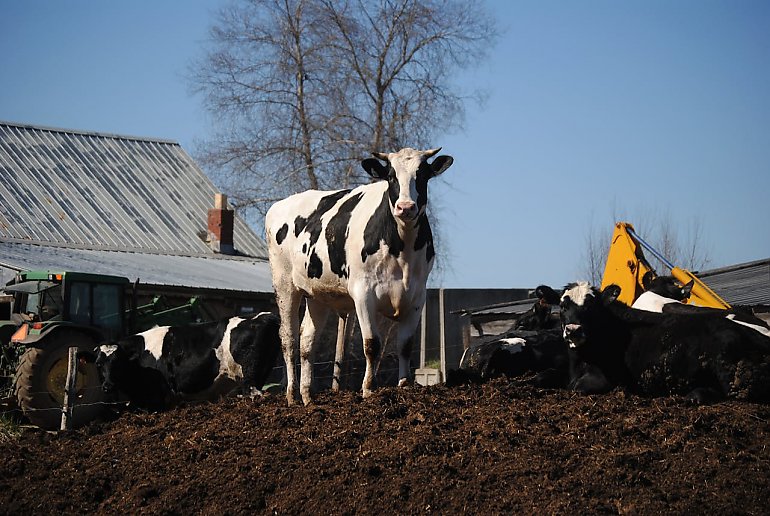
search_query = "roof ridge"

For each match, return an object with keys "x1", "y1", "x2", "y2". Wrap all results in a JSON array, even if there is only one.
[
  {"x1": 0, "y1": 120, "x2": 179, "y2": 145},
  {"x1": 0, "y1": 238, "x2": 267, "y2": 262}
]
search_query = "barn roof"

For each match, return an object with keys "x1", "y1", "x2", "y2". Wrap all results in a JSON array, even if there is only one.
[
  {"x1": 0, "y1": 121, "x2": 272, "y2": 293},
  {"x1": 0, "y1": 241, "x2": 273, "y2": 294},
  {"x1": 698, "y1": 258, "x2": 770, "y2": 306}
]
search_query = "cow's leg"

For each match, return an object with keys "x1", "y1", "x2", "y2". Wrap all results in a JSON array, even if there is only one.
[
  {"x1": 277, "y1": 289, "x2": 302, "y2": 405},
  {"x1": 395, "y1": 310, "x2": 422, "y2": 387},
  {"x1": 299, "y1": 298, "x2": 331, "y2": 405},
  {"x1": 354, "y1": 298, "x2": 382, "y2": 398}
]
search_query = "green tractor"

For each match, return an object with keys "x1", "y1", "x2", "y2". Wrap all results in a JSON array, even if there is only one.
[{"x1": 0, "y1": 271, "x2": 210, "y2": 430}]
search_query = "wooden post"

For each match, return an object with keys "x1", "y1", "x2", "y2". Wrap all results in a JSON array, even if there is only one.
[
  {"x1": 332, "y1": 314, "x2": 347, "y2": 391},
  {"x1": 60, "y1": 347, "x2": 79, "y2": 431},
  {"x1": 439, "y1": 288, "x2": 447, "y2": 381},
  {"x1": 420, "y1": 302, "x2": 428, "y2": 368}
]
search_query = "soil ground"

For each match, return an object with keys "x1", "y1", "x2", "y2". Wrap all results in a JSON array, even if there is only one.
[{"x1": 1, "y1": 378, "x2": 769, "y2": 515}]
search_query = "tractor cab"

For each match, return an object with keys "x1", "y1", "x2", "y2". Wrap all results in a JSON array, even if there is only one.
[{"x1": 2, "y1": 271, "x2": 129, "y2": 345}]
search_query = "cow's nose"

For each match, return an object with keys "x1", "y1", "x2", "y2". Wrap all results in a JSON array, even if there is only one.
[
  {"x1": 563, "y1": 323, "x2": 583, "y2": 340},
  {"x1": 395, "y1": 201, "x2": 417, "y2": 218},
  {"x1": 564, "y1": 324, "x2": 585, "y2": 347}
]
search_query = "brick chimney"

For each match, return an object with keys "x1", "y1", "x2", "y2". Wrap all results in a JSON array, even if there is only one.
[{"x1": 207, "y1": 193, "x2": 235, "y2": 255}]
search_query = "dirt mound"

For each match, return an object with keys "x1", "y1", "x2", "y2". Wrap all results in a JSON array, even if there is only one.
[{"x1": 1, "y1": 379, "x2": 769, "y2": 514}]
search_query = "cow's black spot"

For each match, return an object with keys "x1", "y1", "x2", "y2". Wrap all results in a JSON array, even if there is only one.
[
  {"x1": 327, "y1": 193, "x2": 364, "y2": 278},
  {"x1": 299, "y1": 190, "x2": 350, "y2": 246},
  {"x1": 362, "y1": 191, "x2": 404, "y2": 262},
  {"x1": 387, "y1": 166, "x2": 399, "y2": 206},
  {"x1": 291, "y1": 190, "x2": 350, "y2": 279},
  {"x1": 294, "y1": 216, "x2": 308, "y2": 237},
  {"x1": 275, "y1": 223, "x2": 289, "y2": 245},
  {"x1": 414, "y1": 212, "x2": 435, "y2": 263},
  {"x1": 415, "y1": 163, "x2": 431, "y2": 208},
  {"x1": 307, "y1": 251, "x2": 323, "y2": 278}
]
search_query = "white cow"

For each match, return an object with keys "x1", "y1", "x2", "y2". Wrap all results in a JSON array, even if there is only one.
[{"x1": 265, "y1": 147, "x2": 453, "y2": 405}]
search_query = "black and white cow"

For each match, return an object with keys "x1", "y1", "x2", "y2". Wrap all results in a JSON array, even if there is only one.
[
  {"x1": 448, "y1": 285, "x2": 567, "y2": 386},
  {"x1": 95, "y1": 313, "x2": 280, "y2": 410},
  {"x1": 559, "y1": 281, "x2": 770, "y2": 403},
  {"x1": 631, "y1": 272, "x2": 693, "y2": 311},
  {"x1": 632, "y1": 274, "x2": 770, "y2": 339},
  {"x1": 266, "y1": 147, "x2": 453, "y2": 405},
  {"x1": 448, "y1": 328, "x2": 569, "y2": 388}
]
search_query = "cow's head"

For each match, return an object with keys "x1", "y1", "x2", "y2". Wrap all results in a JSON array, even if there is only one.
[
  {"x1": 559, "y1": 282, "x2": 621, "y2": 348},
  {"x1": 94, "y1": 343, "x2": 130, "y2": 393},
  {"x1": 361, "y1": 147, "x2": 453, "y2": 222},
  {"x1": 641, "y1": 272, "x2": 694, "y2": 302}
]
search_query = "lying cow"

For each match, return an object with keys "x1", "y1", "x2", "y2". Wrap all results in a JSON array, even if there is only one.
[
  {"x1": 632, "y1": 272, "x2": 693, "y2": 309},
  {"x1": 559, "y1": 281, "x2": 770, "y2": 403},
  {"x1": 448, "y1": 328, "x2": 568, "y2": 388},
  {"x1": 95, "y1": 312, "x2": 280, "y2": 410},
  {"x1": 448, "y1": 285, "x2": 567, "y2": 386},
  {"x1": 633, "y1": 273, "x2": 770, "y2": 339},
  {"x1": 266, "y1": 147, "x2": 453, "y2": 405}
]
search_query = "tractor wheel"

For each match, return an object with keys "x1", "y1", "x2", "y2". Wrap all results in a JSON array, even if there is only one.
[{"x1": 15, "y1": 330, "x2": 105, "y2": 430}]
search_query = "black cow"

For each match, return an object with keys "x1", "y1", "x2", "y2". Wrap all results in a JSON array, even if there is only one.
[
  {"x1": 559, "y1": 281, "x2": 770, "y2": 403},
  {"x1": 95, "y1": 312, "x2": 280, "y2": 410},
  {"x1": 513, "y1": 285, "x2": 562, "y2": 331}
]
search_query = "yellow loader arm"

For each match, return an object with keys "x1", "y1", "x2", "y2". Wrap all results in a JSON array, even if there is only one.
[{"x1": 600, "y1": 222, "x2": 730, "y2": 309}]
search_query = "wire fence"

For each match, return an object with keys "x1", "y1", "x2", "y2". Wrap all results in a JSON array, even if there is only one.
[{"x1": 0, "y1": 359, "x2": 407, "y2": 421}]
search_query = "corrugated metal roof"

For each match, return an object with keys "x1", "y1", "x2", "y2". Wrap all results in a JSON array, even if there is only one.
[
  {"x1": 0, "y1": 121, "x2": 267, "y2": 258},
  {"x1": 0, "y1": 241, "x2": 273, "y2": 293},
  {"x1": 698, "y1": 258, "x2": 770, "y2": 306}
]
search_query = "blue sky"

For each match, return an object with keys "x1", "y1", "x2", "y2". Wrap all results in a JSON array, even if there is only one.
[{"x1": 2, "y1": 1, "x2": 769, "y2": 289}]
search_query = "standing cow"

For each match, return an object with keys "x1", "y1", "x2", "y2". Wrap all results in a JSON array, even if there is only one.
[{"x1": 266, "y1": 147, "x2": 453, "y2": 405}]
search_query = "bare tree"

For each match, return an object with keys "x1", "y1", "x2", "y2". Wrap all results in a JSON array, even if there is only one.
[
  {"x1": 189, "y1": 0, "x2": 497, "y2": 228},
  {"x1": 581, "y1": 208, "x2": 713, "y2": 284}
]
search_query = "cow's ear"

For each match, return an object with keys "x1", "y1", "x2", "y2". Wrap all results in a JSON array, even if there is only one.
[
  {"x1": 641, "y1": 271, "x2": 656, "y2": 290},
  {"x1": 430, "y1": 155, "x2": 453, "y2": 177},
  {"x1": 362, "y1": 158, "x2": 388, "y2": 180},
  {"x1": 682, "y1": 280, "x2": 694, "y2": 298},
  {"x1": 78, "y1": 350, "x2": 96, "y2": 363},
  {"x1": 535, "y1": 285, "x2": 561, "y2": 305},
  {"x1": 601, "y1": 284, "x2": 622, "y2": 305}
]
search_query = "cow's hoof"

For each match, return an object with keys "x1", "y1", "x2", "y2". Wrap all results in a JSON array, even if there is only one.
[
  {"x1": 362, "y1": 389, "x2": 374, "y2": 399},
  {"x1": 397, "y1": 378, "x2": 410, "y2": 388}
]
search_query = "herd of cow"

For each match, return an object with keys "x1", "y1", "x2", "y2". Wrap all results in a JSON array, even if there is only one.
[
  {"x1": 454, "y1": 274, "x2": 770, "y2": 403},
  {"x1": 85, "y1": 147, "x2": 770, "y2": 415}
]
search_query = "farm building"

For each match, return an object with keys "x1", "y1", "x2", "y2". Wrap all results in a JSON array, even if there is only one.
[
  {"x1": 0, "y1": 121, "x2": 274, "y2": 318},
  {"x1": 0, "y1": 120, "x2": 500, "y2": 392}
]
